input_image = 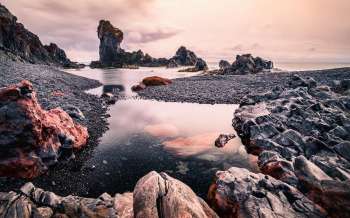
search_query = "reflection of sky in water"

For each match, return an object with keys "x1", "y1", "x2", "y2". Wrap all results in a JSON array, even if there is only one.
[{"x1": 65, "y1": 67, "x2": 258, "y2": 198}]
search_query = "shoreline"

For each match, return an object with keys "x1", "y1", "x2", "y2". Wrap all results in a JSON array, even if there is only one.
[
  {"x1": 1, "y1": 58, "x2": 350, "y2": 216},
  {"x1": 0, "y1": 54, "x2": 109, "y2": 196},
  {"x1": 138, "y1": 67, "x2": 350, "y2": 104}
]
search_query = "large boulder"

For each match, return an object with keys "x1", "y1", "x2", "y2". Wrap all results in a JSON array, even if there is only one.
[
  {"x1": 142, "y1": 76, "x2": 172, "y2": 86},
  {"x1": 133, "y1": 171, "x2": 218, "y2": 218},
  {"x1": 131, "y1": 76, "x2": 172, "y2": 92},
  {"x1": 294, "y1": 156, "x2": 350, "y2": 217},
  {"x1": 0, "y1": 172, "x2": 218, "y2": 218},
  {"x1": 0, "y1": 3, "x2": 76, "y2": 67},
  {"x1": 0, "y1": 81, "x2": 88, "y2": 178},
  {"x1": 208, "y1": 167, "x2": 327, "y2": 218}
]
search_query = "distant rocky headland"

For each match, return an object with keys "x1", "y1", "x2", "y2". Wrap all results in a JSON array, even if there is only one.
[
  {"x1": 0, "y1": 4, "x2": 82, "y2": 69},
  {"x1": 91, "y1": 19, "x2": 208, "y2": 71}
]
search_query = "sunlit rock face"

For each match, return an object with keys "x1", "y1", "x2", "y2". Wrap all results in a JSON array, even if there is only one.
[
  {"x1": 98, "y1": 20, "x2": 124, "y2": 66},
  {"x1": 0, "y1": 3, "x2": 76, "y2": 67},
  {"x1": 0, "y1": 80, "x2": 88, "y2": 178},
  {"x1": 0, "y1": 172, "x2": 218, "y2": 218},
  {"x1": 133, "y1": 171, "x2": 218, "y2": 218}
]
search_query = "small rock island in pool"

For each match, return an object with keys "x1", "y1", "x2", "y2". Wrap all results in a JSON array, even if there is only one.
[{"x1": 1, "y1": 1, "x2": 350, "y2": 218}]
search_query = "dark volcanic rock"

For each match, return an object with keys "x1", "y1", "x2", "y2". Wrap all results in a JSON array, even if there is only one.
[
  {"x1": 0, "y1": 81, "x2": 88, "y2": 179},
  {"x1": 95, "y1": 20, "x2": 170, "y2": 68},
  {"x1": 214, "y1": 134, "x2": 236, "y2": 148},
  {"x1": 170, "y1": 46, "x2": 198, "y2": 66},
  {"x1": 232, "y1": 75, "x2": 350, "y2": 216},
  {"x1": 97, "y1": 20, "x2": 124, "y2": 67},
  {"x1": 208, "y1": 167, "x2": 327, "y2": 218},
  {"x1": 0, "y1": 3, "x2": 76, "y2": 68},
  {"x1": 214, "y1": 54, "x2": 273, "y2": 75},
  {"x1": 174, "y1": 47, "x2": 208, "y2": 72},
  {"x1": 219, "y1": 60, "x2": 231, "y2": 70}
]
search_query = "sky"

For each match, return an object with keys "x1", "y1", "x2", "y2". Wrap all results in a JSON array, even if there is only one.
[{"x1": 2, "y1": 0, "x2": 350, "y2": 63}]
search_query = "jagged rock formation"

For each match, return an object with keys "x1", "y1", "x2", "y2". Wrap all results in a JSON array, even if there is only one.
[
  {"x1": 208, "y1": 167, "x2": 327, "y2": 218},
  {"x1": 94, "y1": 20, "x2": 169, "y2": 68},
  {"x1": 0, "y1": 171, "x2": 218, "y2": 218},
  {"x1": 231, "y1": 75, "x2": 350, "y2": 217},
  {"x1": 170, "y1": 47, "x2": 208, "y2": 72},
  {"x1": 95, "y1": 21, "x2": 208, "y2": 70},
  {"x1": 215, "y1": 54, "x2": 273, "y2": 75},
  {"x1": 169, "y1": 46, "x2": 198, "y2": 66},
  {"x1": 0, "y1": 3, "x2": 80, "y2": 68},
  {"x1": 97, "y1": 20, "x2": 124, "y2": 66},
  {"x1": 0, "y1": 81, "x2": 88, "y2": 179}
]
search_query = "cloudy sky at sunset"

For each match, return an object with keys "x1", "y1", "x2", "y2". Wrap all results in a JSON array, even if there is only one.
[{"x1": 2, "y1": 0, "x2": 350, "y2": 63}]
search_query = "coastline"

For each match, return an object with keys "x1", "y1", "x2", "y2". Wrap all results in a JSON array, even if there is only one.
[
  {"x1": 138, "y1": 67, "x2": 350, "y2": 104},
  {"x1": 0, "y1": 53, "x2": 109, "y2": 196}
]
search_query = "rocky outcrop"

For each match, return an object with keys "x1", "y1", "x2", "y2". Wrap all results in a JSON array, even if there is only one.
[
  {"x1": 0, "y1": 171, "x2": 218, "y2": 218},
  {"x1": 169, "y1": 46, "x2": 208, "y2": 72},
  {"x1": 232, "y1": 75, "x2": 350, "y2": 217},
  {"x1": 132, "y1": 76, "x2": 172, "y2": 92},
  {"x1": 0, "y1": 3, "x2": 78, "y2": 68},
  {"x1": 0, "y1": 81, "x2": 88, "y2": 178},
  {"x1": 208, "y1": 167, "x2": 327, "y2": 218},
  {"x1": 97, "y1": 20, "x2": 124, "y2": 66},
  {"x1": 170, "y1": 46, "x2": 198, "y2": 66},
  {"x1": 95, "y1": 20, "x2": 170, "y2": 68},
  {"x1": 214, "y1": 134, "x2": 236, "y2": 148},
  {"x1": 219, "y1": 60, "x2": 231, "y2": 70},
  {"x1": 215, "y1": 54, "x2": 273, "y2": 75},
  {"x1": 44, "y1": 43, "x2": 84, "y2": 69}
]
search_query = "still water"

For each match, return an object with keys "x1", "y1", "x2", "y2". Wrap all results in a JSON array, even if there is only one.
[{"x1": 66, "y1": 67, "x2": 257, "y2": 198}]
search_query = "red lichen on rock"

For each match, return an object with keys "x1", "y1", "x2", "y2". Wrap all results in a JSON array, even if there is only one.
[{"x1": 0, "y1": 80, "x2": 88, "y2": 178}]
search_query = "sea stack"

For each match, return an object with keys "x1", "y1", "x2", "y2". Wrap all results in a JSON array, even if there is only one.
[{"x1": 97, "y1": 20, "x2": 124, "y2": 67}]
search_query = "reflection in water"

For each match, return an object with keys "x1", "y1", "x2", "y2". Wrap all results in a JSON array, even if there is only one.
[
  {"x1": 102, "y1": 84, "x2": 125, "y2": 94},
  {"x1": 144, "y1": 123, "x2": 179, "y2": 138},
  {"x1": 65, "y1": 67, "x2": 258, "y2": 198}
]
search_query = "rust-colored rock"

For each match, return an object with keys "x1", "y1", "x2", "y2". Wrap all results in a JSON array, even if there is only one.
[
  {"x1": 142, "y1": 76, "x2": 172, "y2": 86},
  {"x1": 132, "y1": 76, "x2": 172, "y2": 92},
  {"x1": 0, "y1": 80, "x2": 88, "y2": 178}
]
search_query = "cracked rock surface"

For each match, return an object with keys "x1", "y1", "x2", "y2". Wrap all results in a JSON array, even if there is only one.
[
  {"x1": 229, "y1": 75, "x2": 350, "y2": 217},
  {"x1": 0, "y1": 171, "x2": 218, "y2": 218}
]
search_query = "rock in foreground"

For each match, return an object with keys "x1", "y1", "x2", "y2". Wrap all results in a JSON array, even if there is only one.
[
  {"x1": 208, "y1": 167, "x2": 327, "y2": 218},
  {"x1": 0, "y1": 171, "x2": 218, "y2": 218},
  {"x1": 232, "y1": 75, "x2": 350, "y2": 217},
  {"x1": 0, "y1": 80, "x2": 88, "y2": 178}
]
